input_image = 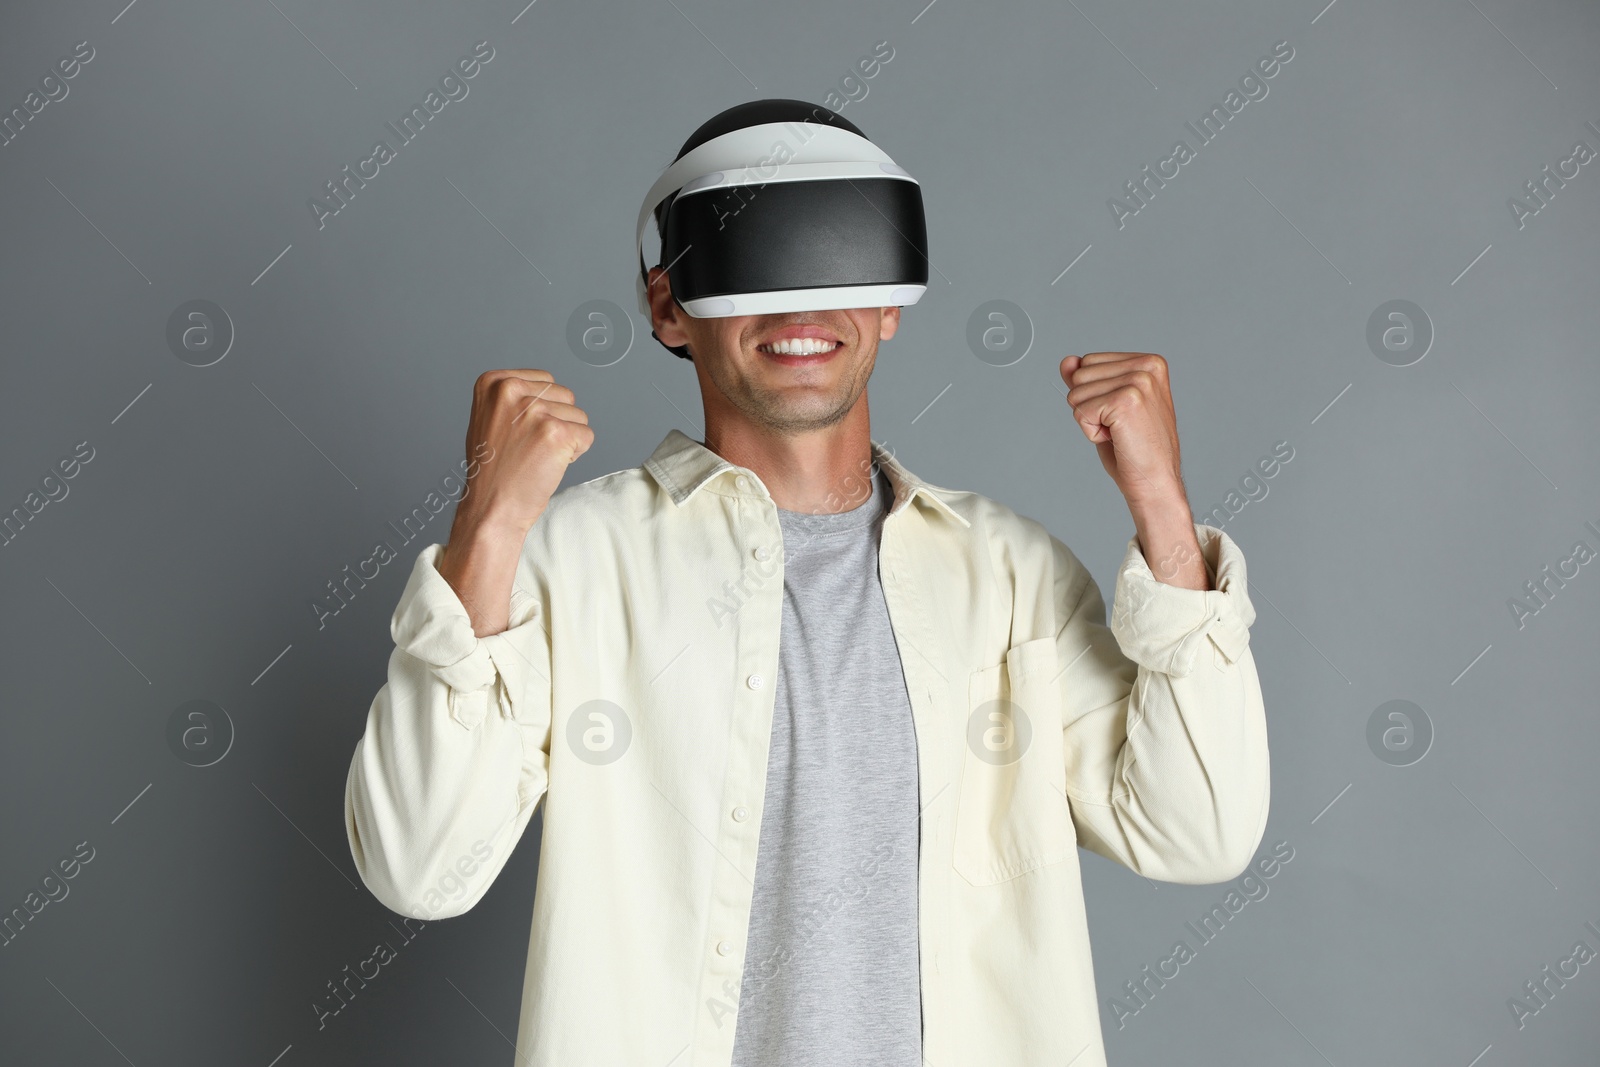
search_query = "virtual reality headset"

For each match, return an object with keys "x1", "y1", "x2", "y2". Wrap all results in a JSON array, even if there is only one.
[{"x1": 634, "y1": 117, "x2": 929, "y2": 320}]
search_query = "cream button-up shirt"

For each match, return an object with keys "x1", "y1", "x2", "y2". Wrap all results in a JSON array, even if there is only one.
[{"x1": 344, "y1": 427, "x2": 1270, "y2": 1067}]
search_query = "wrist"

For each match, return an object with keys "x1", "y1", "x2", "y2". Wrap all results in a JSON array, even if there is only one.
[
  {"x1": 436, "y1": 516, "x2": 528, "y2": 637},
  {"x1": 449, "y1": 503, "x2": 534, "y2": 549},
  {"x1": 440, "y1": 512, "x2": 529, "y2": 576},
  {"x1": 1125, "y1": 483, "x2": 1191, "y2": 526}
]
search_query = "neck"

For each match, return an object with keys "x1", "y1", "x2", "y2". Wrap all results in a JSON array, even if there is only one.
[{"x1": 702, "y1": 397, "x2": 876, "y2": 514}]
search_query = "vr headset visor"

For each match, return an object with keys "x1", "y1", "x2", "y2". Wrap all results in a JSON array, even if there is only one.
[{"x1": 635, "y1": 121, "x2": 929, "y2": 319}]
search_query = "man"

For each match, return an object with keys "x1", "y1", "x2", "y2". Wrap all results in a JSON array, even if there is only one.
[{"x1": 343, "y1": 99, "x2": 1269, "y2": 1067}]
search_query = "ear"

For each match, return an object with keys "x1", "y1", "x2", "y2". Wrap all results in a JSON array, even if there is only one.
[
  {"x1": 879, "y1": 305, "x2": 902, "y2": 342},
  {"x1": 646, "y1": 265, "x2": 692, "y2": 348}
]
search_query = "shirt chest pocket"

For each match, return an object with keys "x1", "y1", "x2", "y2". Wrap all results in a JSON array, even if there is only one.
[{"x1": 952, "y1": 635, "x2": 1077, "y2": 886}]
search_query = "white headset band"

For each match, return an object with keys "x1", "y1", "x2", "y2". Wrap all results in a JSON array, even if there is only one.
[
  {"x1": 676, "y1": 160, "x2": 916, "y2": 196},
  {"x1": 681, "y1": 283, "x2": 927, "y2": 318}
]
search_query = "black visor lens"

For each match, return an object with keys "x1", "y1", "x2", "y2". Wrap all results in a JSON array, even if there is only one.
[{"x1": 662, "y1": 177, "x2": 928, "y2": 303}]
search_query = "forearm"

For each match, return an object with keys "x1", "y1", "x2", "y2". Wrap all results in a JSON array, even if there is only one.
[
  {"x1": 1060, "y1": 526, "x2": 1269, "y2": 883},
  {"x1": 437, "y1": 512, "x2": 531, "y2": 637},
  {"x1": 1096, "y1": 657, "x2": 1271, "y2": 882},
  {"x1": 1127, "y1": 487, "x2": 1209, "y2": 590},
  {"x1": 346, "y1": 669, "x2": 537, "y2": 919},
  {"x1": 346, "y1": 542, "x2": 553, "y2": 918}
]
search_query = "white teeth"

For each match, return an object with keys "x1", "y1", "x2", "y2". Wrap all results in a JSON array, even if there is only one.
[{"x1": 760, "y1": 337, "x2": 837, "y2": 355}]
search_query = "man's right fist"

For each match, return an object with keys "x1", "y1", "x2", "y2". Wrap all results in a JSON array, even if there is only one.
[{"x1": 453, "y1": 369, "x2": 594, "y2": 537}]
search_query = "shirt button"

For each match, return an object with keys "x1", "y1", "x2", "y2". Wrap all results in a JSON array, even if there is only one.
[
  {"x1": 735, "y1": 475, "x2": 752, "y2": 492},
  {"x1": 753, "y1": 546, "x2": 770, "y2": 562},
  {"x1": 747, "y1": 674, "x2": 763, "y2": 690},
  {"x1": 732, "y1": 806, "x2": 749, "y2": 822},
  {"x1": 716, "y1": 939, "x2": 734, "y2": 956}
]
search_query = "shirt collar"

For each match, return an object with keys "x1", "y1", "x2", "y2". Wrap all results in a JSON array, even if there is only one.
[{"x1": 643, "y1": 428, "x2": 971, "y2": 529}]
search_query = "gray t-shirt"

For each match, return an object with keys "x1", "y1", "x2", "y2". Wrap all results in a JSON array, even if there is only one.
[{"x1": 730, "y1": 468, "x2": 923, "y2": 1067}]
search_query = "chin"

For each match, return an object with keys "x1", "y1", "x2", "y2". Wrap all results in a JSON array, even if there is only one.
[{"x1": 742, "y1": 394, "x2": 852, "y2": 432}]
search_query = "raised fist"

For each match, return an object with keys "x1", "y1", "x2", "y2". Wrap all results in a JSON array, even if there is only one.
[{"x1": 454, "y1": 369, "x2": 594, "y2": 536}]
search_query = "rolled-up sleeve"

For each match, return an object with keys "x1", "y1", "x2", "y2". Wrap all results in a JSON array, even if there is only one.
[
  {"x1": 1054, "y1": 522, "x2": 1270, "y2": 884},
  {"x1": 344, "y1": 541, "x2": 554, "y2": 920}
]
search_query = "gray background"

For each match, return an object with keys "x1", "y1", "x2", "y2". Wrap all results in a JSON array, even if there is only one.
[{"x1": 1, "y1": 0, "x2": 1597, "y2": 1063}]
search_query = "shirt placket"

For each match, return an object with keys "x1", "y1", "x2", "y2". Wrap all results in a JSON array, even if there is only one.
[
  {"x1": 692, "y1": 474, "x2": 785, "y2": 1067},
  {"x1": 877, "y1": 491, "x2": 953, "y2": 1062}
]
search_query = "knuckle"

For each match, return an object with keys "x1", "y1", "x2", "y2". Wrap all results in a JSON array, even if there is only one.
[{"x1": 532, "y1": 413, "x2": 566, "y2": 441}]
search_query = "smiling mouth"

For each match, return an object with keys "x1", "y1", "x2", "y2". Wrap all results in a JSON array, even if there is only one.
[{"x1": 757, "y1": 338, "x2": 843, "y2": 356}]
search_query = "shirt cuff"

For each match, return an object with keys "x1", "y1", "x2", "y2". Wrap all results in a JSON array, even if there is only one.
[
  {"x1": 1108, "y1": 523, "x2": 1256, "y2": 677},
  {"x1": 390, "y1": 542, "x2": 542, "y2": 696}
]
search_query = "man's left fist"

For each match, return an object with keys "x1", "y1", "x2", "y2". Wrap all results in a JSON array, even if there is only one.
[{"x1": 1059, "y1": 351, "x2": 1185, "y2": 507}]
